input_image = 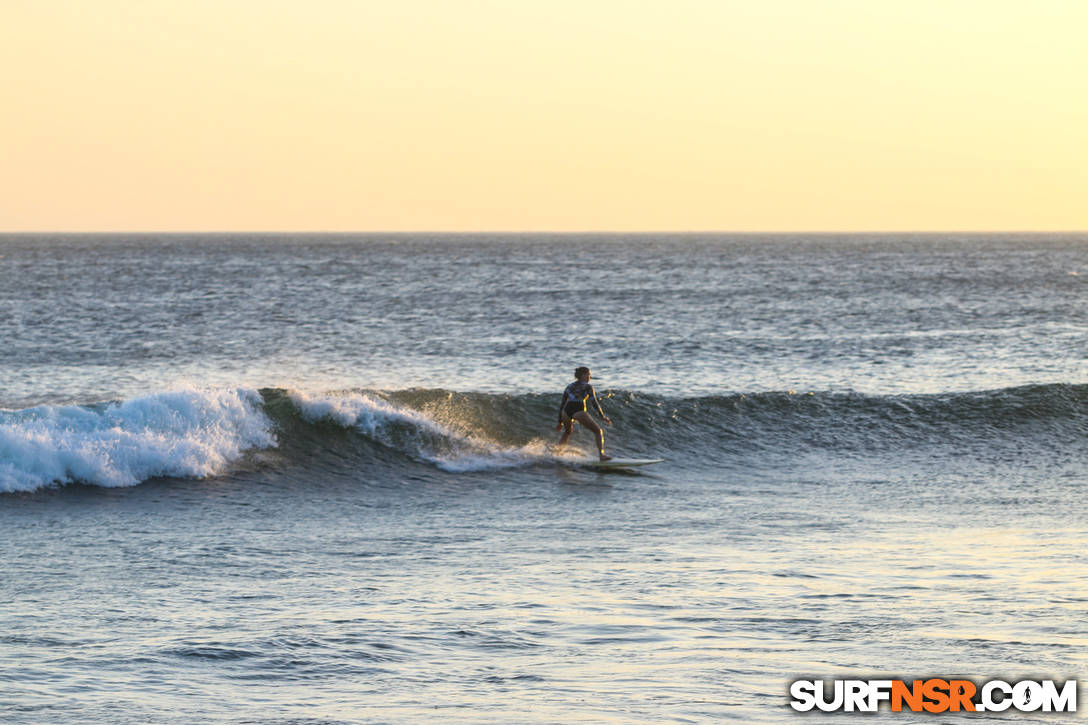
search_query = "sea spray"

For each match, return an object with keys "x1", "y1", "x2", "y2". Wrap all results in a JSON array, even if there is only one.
[{"x1": 286, "y1": 389, "x2": 552, "y2": 473}]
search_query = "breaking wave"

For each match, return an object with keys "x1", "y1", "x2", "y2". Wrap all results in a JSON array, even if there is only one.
[{"x1": 2, "y1": 383, "x2": 1085, "y2": 492}]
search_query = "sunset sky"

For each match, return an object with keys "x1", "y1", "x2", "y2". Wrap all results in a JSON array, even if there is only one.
[{"x1": 2, "y1": 0, "x2": 1085, "y2": 232}]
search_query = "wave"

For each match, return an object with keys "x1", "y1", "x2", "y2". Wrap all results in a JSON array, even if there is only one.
[{"x1": 2, "y1": 383, "x2": 1085, "y2": 493}]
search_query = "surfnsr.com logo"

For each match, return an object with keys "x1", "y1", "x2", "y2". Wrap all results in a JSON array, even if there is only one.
[{"x1": 789, "y1": 679, "x2": 1078, "y2": 713}]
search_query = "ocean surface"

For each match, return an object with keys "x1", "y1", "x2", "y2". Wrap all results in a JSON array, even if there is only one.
[{"x1": 1, "y1": 233, "x2": 1085, "y2": 723}]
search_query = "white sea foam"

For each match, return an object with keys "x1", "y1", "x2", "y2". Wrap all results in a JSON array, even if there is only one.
[{"x1": 0, "y1": 388, "x2": 276, "y2": 492}]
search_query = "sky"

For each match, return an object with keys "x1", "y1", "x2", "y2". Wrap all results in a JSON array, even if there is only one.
[{"x1": 2, "y1": 0, "x2": 1085, "y2": 232}]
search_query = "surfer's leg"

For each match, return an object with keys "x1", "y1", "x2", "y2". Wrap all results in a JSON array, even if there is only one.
[
  {"x1": 573, "y1": 412, "x2": 610, "y2": 460},
  {"x1": 556, "y1": 417, "x2": 574, "y2": 449}
]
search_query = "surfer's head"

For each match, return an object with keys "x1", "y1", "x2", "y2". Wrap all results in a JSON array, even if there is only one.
[{"x1": 574, "y1": 366, "x2": 590, "y2": 381}]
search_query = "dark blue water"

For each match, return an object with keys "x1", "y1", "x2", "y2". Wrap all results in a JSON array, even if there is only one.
[{"x1": 1, "y1": 234, "x2": 1086, "y2": 723}]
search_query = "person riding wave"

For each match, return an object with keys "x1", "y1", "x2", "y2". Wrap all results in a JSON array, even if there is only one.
[{"x1": 555, "y1": 366, "x2": 612, "y2": 461}]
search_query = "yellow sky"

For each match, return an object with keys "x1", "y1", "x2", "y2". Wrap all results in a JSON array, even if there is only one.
[{"x1": 2, "y1": 0, "x2": 1085, "y2": 231}]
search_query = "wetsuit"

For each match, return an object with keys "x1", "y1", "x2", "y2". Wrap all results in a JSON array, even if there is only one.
[{"x1": 559, "y1": 380, "x2": 605, "y2": 420}]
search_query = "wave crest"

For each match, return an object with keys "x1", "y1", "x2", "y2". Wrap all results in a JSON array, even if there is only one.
[{"x1": 287, "y1": 389, "x2": 553, "y2": 473}]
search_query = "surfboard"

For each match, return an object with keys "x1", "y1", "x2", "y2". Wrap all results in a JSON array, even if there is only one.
[{"x1": 582, "y1": 457, "x2": 664, "y2": 469}]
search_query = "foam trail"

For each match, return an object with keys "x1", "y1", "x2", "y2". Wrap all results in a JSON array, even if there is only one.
[{"x1": 0, "y1": 388, "x2": 275, "y2": 492}]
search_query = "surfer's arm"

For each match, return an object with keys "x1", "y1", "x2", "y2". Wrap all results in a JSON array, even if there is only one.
[{"x1": 589, "y1": 387, "x2": 611, "y2": 422}]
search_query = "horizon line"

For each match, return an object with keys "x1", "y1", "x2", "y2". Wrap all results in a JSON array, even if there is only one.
[{"x1": 2, "y1": 229, "x2": 1086, "y2": 236}]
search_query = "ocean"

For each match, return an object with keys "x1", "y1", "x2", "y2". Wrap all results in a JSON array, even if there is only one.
[{"x1": 1, "y1": 233, "x2": 1085, "y2": 723}]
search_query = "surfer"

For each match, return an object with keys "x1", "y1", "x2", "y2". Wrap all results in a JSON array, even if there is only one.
[{"x1": 556, "y1": 366, "x2": 613, "y2": 461}]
